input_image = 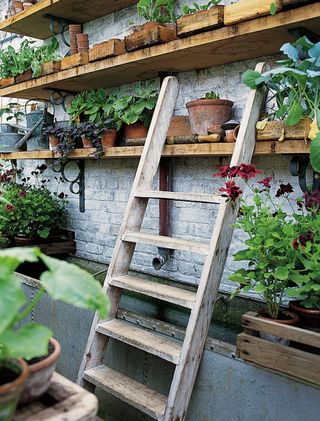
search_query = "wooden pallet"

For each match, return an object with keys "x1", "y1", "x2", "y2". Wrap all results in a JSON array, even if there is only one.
[
  {"x1": 14, "y1": 372, "x2": 98, "y2": 420},
  {"x1": 237, "y1": 311, "x2": 320, "y2": 387}
]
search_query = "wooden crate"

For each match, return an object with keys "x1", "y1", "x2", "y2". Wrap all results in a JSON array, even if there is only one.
[
  {"x1": 41, "y1": 60, "x2": 61, "y2": 76},
  {"x1": 60, "y1": 52, "x2": 89, "y2": 71},
  {"x1": 237, "y1": 311, "x2": 320, "y2": 387},
  {"x1": 256, "y1": 119, "x2": 311, "y2": 141},
  {"x1": 177, "y1": 6, "x2": 224, "y2": 37},
  {"x1": 14, "y1": 372, "x2": 98, "y2": 420},
  {"x1": 15, "y1": 69, "x2": 33, "y2": 84},
  {"x1": 0, "y1": 77, "x2": 15, "y2": 88},
  {"x1": 224, "y1": 0, "x2": 282, "y2": 26},
  {"x1": 89, "y1": 39, "x2": 125, "y2": 62},
  {"x1": 125, "y1": 22, "x2": 177, "y2": 52}
]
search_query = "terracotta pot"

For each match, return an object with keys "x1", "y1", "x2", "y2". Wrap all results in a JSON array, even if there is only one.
[
  {"x1": 69, "y1": 24, "x2": 82, "y2": 55},
  {"x1": 19, "y1": 337, "x2": 61, "y2": 404},
  {"x1": 258, "y1": 309, "x2": 299, "y2": 345},
  {"x1": 15, "y1": 69, "x2": 33, "y2": 84},
  {"x1": 76, "y1": 33, "x2": 89, "y2": 52},
  {"x1": 101, "y1": 129, "x2": 117, "y2": 147},
  {"x1": 186, "y1": 98, "x2": 233, "y2": 135},
  {"x1": 12, "y1": 1, "x2": 23, "y2": 13},
  {"x1": 82, "y1": 137, "x2": 92, "y2": 148},
  {"x1": 22, "y1": 2, "x2": 33, "y2": 10},
  {"x1": 14, "y1": 236, "x2": 37, "y2": 246},
  {"x1": 0, "y1": 359, "x2": 29, "y2": 421},
  {"x1": 224, "y1": 127, "x2": 240, "y2": 143},
  {"x1": 48, "y1": 134, "x2": 60, "y2": 151},
  {"x1": 289, "y1": 301, "x2": 320, "y2": 330},
  {"x1": 123, "y1": 123, "x2": 148, "y2": 140}
]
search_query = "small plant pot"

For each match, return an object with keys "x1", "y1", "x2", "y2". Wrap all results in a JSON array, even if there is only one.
[
  {"x1": 257, "y1": 309, "x2": 299, "y2": 345},
  {"x1": 186, "y1": 99, "x2": 233, "y2": 135},
  {"x1": 12, "y1": 1, "x2": 23, "y2": 13},
  {"x1": 0, "y1": 359, "x2": 29, "y2": 421},
  {"x1": 14, "y1": 236, "x2": 37, "y2": 246},
  {"x1": 19, "y1": 337, "x2": 61, "y2": 404},
  {"x1": 76, "y1": 33, "x2": 89, "y2": 52},
  {"x1": 225, "y1": 128, "x2": 238, "y2": 143},
  {"x1": 101, "y1": 129, "x2": 117, "y2": 147},
  {"x1": 123, "y1": 123, "x2": 148, "y2": 140},
  {"x1": 289, "y1": 301, "x2": 320, "y2": 330},
  {"x1": 82, "y1": 136, "x2": 93, "y2": 148},
  {"x1": 69, "y1": 24, "x2": 82, "y2": 55},
  {"x1": 48, "y1": 135, "x2": 60, "y2": 152}
]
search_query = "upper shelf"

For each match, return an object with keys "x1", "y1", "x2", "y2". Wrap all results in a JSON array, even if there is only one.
[
  {"x1": 0, "y1": 140, "x2": 310, "y2": 160},
  {"x1": 0, "y1": 0, "x2": 137, "y2": 39},
  {"x1": 0, "y1": 3, "x2": 319, "y2": 100}
]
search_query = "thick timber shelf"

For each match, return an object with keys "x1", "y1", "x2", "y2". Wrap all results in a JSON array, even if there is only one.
[
  {"x1": 0, "y1": 3, "x2": 319, "y2": 100},
  {"x1": 0, "y1": 0, "x2": 137, "y2": 39},
  {"x1": 0, "y1": 140, "x2": 310, "y2": 160}
]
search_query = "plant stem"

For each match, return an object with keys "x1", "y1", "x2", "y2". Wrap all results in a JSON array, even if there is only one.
[{"x1": 12, "y1": 288, "x2": 45, "y2": 326}]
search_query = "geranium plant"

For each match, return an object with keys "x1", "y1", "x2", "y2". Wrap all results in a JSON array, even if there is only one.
[{"x1": 214, "y1": 163, "x2": 320, "y2": 318}]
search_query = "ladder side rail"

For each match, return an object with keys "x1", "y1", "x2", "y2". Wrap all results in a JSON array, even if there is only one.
[{"x1": 164, "y1": 62, "x2": 268, "y2": 420}]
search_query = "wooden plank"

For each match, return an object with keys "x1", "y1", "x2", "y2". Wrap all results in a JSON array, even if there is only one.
[
  {"x1": 41, "y1": 61, "x2": 61, "y2": 76},
  {"x1": 110, "y1": 274, "x2": 196, "y2": 309},
  {"x1": 96, "y1": 319, "x2": 182, "y2": 363},
  {"x1": 224, "y1": 0, "x2": 283, "y2": 25},
  {"x1": 177, "y1": 6, "x2": 224, "y2": 37},
  {"x1": 242, "y1": 312, "x2": 320, "y2": 349},
  {"x1": 124, "y1": 23, "x2": 177, "y2": 52},
  {"x1": 2, "y1": 3, "x2": 319, "y2": 100},
  {"x1": 135, "y1": 190, "x2": 225, "y2": 204},
  {"x1": 0, "y1": 77, "x2": 15, "y2": 88},
  {"x1": 237, "y1": 333, "x2": 320, "y2": 386},
  {"x1": 0, "y1": 0, "x2": 138, "y2": 39},
  {"x1": 89, "y1": 39, "x2": 125, "y2": 62},
  {"x1": 60, "y1": 53, "x2": 89, "y2": 71},
  {"x1": 256, "y1": 119, "x2": 311, "y2": 140},
  {"x1": 122, "y1": 232, "x2": 210, "y2": 255},
  {"x1": 83, "y1": 365, "x2": 167, "y2": 420}
]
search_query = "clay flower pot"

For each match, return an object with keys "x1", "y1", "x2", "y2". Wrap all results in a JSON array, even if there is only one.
[
  {"x1": 69, "y1": 24, "x2": 82, "y2": 55},
  {"x1": 76, "y1": 33, "x2": 89, "y2": 52},
  {"x1": 19, "y1": 337, "x2": 61, "y2": 404},
  {"x1": 0, "y1": 359, "x2": 29, "y2": 421},
  {"x1": 101, "y1": 129, "x2": 117, "y2": 147},
  {"x1": 48, "y1": 135, "x2": 60, "y2": 152},
  {"x1": 82, "y1": 137, "x2": 92, "y2": 148},
  {"x1": 289, "y1": 301, "x2": 320, "y2": 329},
  {"x1": 258, "y1": 309, "x2": 299, "y2": 345},
  {"x1": 186, "y1": 98, "x2": 233, "y2": 135},
  {"x1": 12, "y1": 1, "x2": 23, "y2": 13},
  {"x1": 123, "y1": 123, "x2": 148, "y2": 140}
]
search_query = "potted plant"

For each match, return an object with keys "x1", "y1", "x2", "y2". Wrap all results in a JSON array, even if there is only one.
[
  {"x1": 242, "y1": 36, "x2": 320, "y2": 172},
  {"x1": 72, "y1": 122, "x2": 104, "y2": 151},
  {"x1": 0, "y1": 102, "x2": 25, "y2": 132},
  {"x1": 43, "y1": 126, "x2": 63, "y2": 151},
  {"x1": 114, "y1": 81, "x2": 158, "y2": 141},
  {"x1": 67, "y1": 92, "x2": 89, "y2": 123},
  {"x1": 214, "y1": 164, "x2": 300, "y2": 342},
  {"x1": 0, "y1": 183, "x2": 67, "y2": 245},
  {"x1": 125, "y1": 0, "x2": 177, "y2": 52},
  {"x1": 186, "y1": 91, "x2": 233, "y2": 135},
  {"x1": 0, "y1": 246, "x2": 109, "y2": 419}
]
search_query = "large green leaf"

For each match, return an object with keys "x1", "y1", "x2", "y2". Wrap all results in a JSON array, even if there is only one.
[
  {"x1": 310, "y1": 133, "x2": 320, "y2": 173},
  {"x1": 242, "y1": 70, "x2": 262, "y2": 89},
  {"x1": 0, "y1": 275, "x2": 25, "y2": 335},
  {"x1": 286, "y1": 101, "x2": 304, "y2": 126},
  {"x1": 280, "y1": 42, "x2": 299, "y2": 61},
  {"x1": 40, "y1": 255, "x2": 109, "y2": 318},
  {"x1": 1, "y1": 324, "x2": 52, "y2": 360}
]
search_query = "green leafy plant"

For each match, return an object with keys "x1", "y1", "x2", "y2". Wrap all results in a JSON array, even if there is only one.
[
  {"x1": 0, "y1": 247, "x2": 109, "y2": 363},
  {"x1": 0, "y1": 38, "x2": 60, "y2": 79},
  {"x1": 0, "y1": 183, "x2": 67, "y2": 240},
  {"x1": 204, "y1": 91, "x2": 220, "y2": 99},
  {"x1": 67, "y1": 92, "x2": 89, "y2": 123},
  {"x1": 137, "y1": 0, "x2": 177, "y2": 24},
  {"x1": 242, "y1": 36, "x2": 320, "y2": 171},
  {"x1": 71, "y1": 122, "x2": 104, "y2": 155},
  {"x1": 0, "y1": 103, "x2": 25, "y2": 122},
  {"x1": 181, "y1": 0, "x2": 221, "y2": 15},
  {"x1": 114, "y1": 81, "x2": 158, "y2": 127}
]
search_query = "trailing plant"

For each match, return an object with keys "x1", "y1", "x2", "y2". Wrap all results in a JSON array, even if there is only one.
[
  {"x1": 0, "y1": 247, "x2": 109, "y2": 363},
  {"x1": 242, "y1": 36, "x2": 320, "y2": 171},
  {"x1": 204, "y1": 91, "x2": 220, "y2": 100},
  {"x1": 180, "y1": 0, "x2": 221, "y2": 16},
  {"x1": 72, "y1": 122, "x2": 104, "y2": 153},
  {"x1": 0, "y1": 102, "x2": 25, "y2": 122},
  {"x1": 114, "y1": 81, "x2": 158, "y2": 127},
  {"x1": 137, "y1": 0, "x2": 177, "y2": 24},
  {"x1": 0, "y1": 38, "x2": 60, "y2": 79}
]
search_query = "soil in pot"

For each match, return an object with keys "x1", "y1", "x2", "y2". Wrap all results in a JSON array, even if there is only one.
[
  {"x1": 186, "y1": 98, "x2": 233, "y2": 135},
  {"x1": 123, "y1": 123, "x2": 148, "y2": 140},
  {"x1": 289, "y1": 301, "x2": 320, "y2": 331},
  {"x1": 19, "y1": 337, "x2": 61, "y2": 404},
  {"x1": 101, "y1": 129, "x2": 117, "y2": 147},
  {"x1": 0, "y1": 359, "x2": 29, "y2": 421},
  {"x1": 258, "y1": 309, "x2": 299, "y2": 345}
]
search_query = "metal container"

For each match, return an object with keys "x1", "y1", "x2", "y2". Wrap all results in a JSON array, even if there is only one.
[
  {"x1": 26, "y1": 110, "x2": 54, "y2": 151},
  {"x1": 0, "y1": 123, "x2": 17, "y2": 134},
  {"x1": 0, "y1": 133, "x2": 25, "y2": 152}
]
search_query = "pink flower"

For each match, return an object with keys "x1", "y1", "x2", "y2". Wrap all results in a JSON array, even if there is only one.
[{"x1": 5, "y1": 204, "x2": 15, "y2": 212}]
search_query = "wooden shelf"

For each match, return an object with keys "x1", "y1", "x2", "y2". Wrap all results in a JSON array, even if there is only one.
[
  {"x1": 0, "y1": 141, "x2": 309, "y2": 160},
  {"x1": 0, "y1": 3, "x2": 319, "y2": 100},
  {"x1": 0, "y1": 0, "x2": 137, "y2": 39}
]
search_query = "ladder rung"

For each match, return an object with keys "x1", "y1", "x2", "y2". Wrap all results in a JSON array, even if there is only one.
[
  {"x1": 122, "y1": 232, "x2": 210, "y2": 255},
  {"x1": 110, "y1": 275, "x2": 196, "y2": 309},
  {"x1": 83, "y1": 365, "x2": 166, "y2": 420},
  {"x1": 96, "y1": 319, "x2": 181, "y2": 364},
  {"x1": 135, "y1": 190, "x2": 225, "y2": 204}
]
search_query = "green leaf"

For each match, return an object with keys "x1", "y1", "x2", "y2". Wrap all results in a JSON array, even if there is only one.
[
  {"x1": 40, "y1": 255, "x2": 110, "y2": 318},
  {"x1": 1, "y1": 324, "x2": 52, "y2": 360},
  {"x1": 286, "y1": 101, "x2": 303, "y2": 126},
  {"x1": 280, "y1": 42, "x2": 299, "y2": 61},
  {"x1": 0, "y1": 275, "x2": 26, "y2": 335},
  {"x1": 274, "y1": 266, "x2": 289, "y2": 280},
  {"x1": 310, "y1": 133, "x2": 320, "y2": 173},
  {"x1": 242, "y1": 70, "x2": 262, "y2": 89}
]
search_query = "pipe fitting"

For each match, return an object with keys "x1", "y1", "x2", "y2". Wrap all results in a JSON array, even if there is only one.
[{"x1": 152, "y1": 247, "x2": 169, "y2": 271}]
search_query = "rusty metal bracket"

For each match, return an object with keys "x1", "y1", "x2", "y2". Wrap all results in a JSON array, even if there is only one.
[{"x1": 43, "y1": 14, "x2": 80, "y2": 49}]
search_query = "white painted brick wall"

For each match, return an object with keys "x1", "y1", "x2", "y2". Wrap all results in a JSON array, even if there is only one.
[{"x1": 0, "y1": 1, "x2": 304, "y2": 294}]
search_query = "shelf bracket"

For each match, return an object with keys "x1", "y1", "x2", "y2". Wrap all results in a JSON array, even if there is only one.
[
  {"x1": 43, "y1": 88, "x2": 77, "y2": 112},
  {"x1": 289, "y1": 156, "x2": 320, "y2": 193},
  {"x1": 53, "y1": 160, "x2": 85, "y2": 212},
  {"x1": 43, "y1": 14, "x2": 80, "y2": 49}
]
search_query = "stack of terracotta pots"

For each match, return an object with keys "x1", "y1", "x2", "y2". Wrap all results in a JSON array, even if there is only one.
[{"x1": 69, "y1": 24, "x2": 83, "y2": 55}]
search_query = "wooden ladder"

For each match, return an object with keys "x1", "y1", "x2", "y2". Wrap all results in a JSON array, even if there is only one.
[{"x1": 78, "y1": 65, "x2": 267, "y2": 421}]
